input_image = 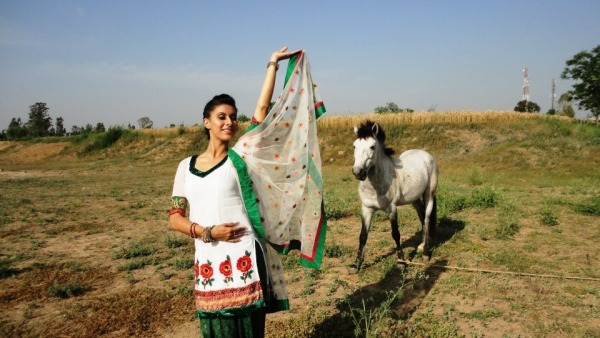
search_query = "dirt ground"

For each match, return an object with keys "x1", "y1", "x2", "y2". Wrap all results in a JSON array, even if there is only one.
[{"x1": 1, "y1": 137, "x2": 599, "y2": 337}]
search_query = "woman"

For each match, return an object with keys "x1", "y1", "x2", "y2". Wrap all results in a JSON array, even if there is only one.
[{"x1": 169, "y1": 46, "x2": 325, "y2": 337}]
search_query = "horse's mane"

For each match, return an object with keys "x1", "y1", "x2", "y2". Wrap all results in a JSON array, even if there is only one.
[{"x1": 355, "y1": 120, "x2": 395, "y2": 157}]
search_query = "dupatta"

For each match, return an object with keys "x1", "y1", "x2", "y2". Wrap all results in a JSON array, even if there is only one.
[{"x1": 230, "y1": 51, "x2": 327, "y2": 269}]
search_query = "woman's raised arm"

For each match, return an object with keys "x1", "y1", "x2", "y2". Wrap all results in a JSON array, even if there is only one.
[{"x1": 253, "y1": 46, "x2": 301, "y2": 123}]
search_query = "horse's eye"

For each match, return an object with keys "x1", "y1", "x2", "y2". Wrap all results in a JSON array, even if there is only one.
[
  {"x1": 370, "y1": 146, "x2": 375, "y2": 150},
  {"x1": 352, "y1": 145, "x2": 355, "y2": 148}
]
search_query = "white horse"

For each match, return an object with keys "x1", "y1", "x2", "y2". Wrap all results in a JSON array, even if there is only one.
[{"x1": 350, "y1": 120, "x2": 438, "y2": 272}]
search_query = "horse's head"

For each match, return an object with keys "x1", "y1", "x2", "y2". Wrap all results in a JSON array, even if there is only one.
[{"x1": 352, "y1": 120, "x2": 384, "y2": 181}]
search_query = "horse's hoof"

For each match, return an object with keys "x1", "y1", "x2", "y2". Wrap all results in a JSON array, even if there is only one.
[
  {"x1": 397, "y1": 259, "x2": 408, "y2": 270},
  {"x1": 417, "y1": 243, "x2": 425, "y2": 253},
  {"x1": 422, "y1": 255, "x2": 431, "y2": 263},
  {"x1": 347, "y1": 263, "x2": 360, "y2": 274}
]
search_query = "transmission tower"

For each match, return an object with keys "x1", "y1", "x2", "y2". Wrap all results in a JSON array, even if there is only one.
[
  {"x1": 522, "y1": 68, "x2": 530, "y2": 103},
  {"x1": 551, "y1": 79, "x2": 556, "y2": 110}
]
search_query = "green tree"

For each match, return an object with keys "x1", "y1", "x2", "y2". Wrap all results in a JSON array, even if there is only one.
[
  {"x1": 137, "y1": 117, "x2": 153, "y2": 129},
  {"x1": 95, "y1": 122, "x2": 106, "y2": 133},
  {"x1": 514, "y1": 100, "x2": 541, "y2": 113},
  {"x1": 238, "y1": 114, "x2": 250, "y2": 122},
  {"x1": 557, "y1": 92, "x2": 575, "y2": 118},
  {"x1": 27, "y1": 102, "x2": 52, "y2": 137},
  {"x1": 374, "y1": 102, "x2": 413, "y2": 114},
  {"x1": 83, "y1": 123, "x2": 93, "y2": 134},
  {"x1": 55, "y1": 117, "x2": 66, "y2": 136},
  {"x1": 375, "y1": 102, "x2": 400, "y2": 113},
  {"x1": 561, "y1": 44, "x2": 600, "y2": 122},
  {"x1": 6, "y1": 117, "x2": 28, "y2": 139}
]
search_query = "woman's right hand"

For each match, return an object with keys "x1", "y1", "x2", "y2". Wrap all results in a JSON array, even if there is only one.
[{"x1": 211, "y1": 222, "x2": 247, "y2": 242}]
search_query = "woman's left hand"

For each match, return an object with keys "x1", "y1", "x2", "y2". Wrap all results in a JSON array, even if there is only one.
[
  {"x1": 211, "y1": 222, "x2": 247, "y2": 243},
  {"x1": 269, "y1": 46, "x2": 301, "y2": 63}
]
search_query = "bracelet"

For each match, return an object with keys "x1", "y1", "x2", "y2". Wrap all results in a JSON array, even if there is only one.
[
  {"x1": 202, "y1": 225, "x2": 215, "y2": 243},
  {"x1": 266, "y1": 61, "x2": 279, "y2": 71}
]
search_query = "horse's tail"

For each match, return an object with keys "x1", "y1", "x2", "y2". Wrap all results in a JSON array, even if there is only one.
[{"x1": 430, "y1": 195, "x2": 437, "y2": 238}]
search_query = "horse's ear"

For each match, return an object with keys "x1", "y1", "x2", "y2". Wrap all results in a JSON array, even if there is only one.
[
  {"x1": 371, "y1": 123, "x2": 379, "y2": 137},
  {"x1": 353, "y1": 126, "x2": 358, "y2": 135}
]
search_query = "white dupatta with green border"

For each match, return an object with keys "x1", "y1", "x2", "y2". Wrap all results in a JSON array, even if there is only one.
[{"x1": 230, "y1": 51, "x2": 327, "y2": 270}]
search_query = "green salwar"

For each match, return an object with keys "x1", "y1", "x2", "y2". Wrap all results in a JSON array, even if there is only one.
[{"x1": 199, "y1": 309, "x2": 266, "y2": 338}]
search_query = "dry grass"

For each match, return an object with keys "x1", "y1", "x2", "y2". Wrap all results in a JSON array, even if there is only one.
[{"x1": 1, "y1": 112, "x2": 599, "y2": 337}]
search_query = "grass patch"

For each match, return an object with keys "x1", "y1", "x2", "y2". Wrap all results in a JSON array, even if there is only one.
[
  {"x1": 47, "y1": 279, "x2": 91, "y2": 298},
  {"x1": 0, "y1": 258, "x2": 17, "y2": 278},
  {"x1": 574, "y1": 195, "x2": 600, "y2": 216},
  {"x1": 114, "y1": 241, "x2": 157, "y2": 259},
  {"x1": 539, "y1": 207, "x2": 559, "y2": 226},
  {"x1": 163, "y1": 234, "x2": 188, "y2": 249},
  {"x1": 469, "y1": 185, "x2": 499, "y2": 208},
  {"x1": 117, "y1": 257, "x2": 157, "y2": 272}
]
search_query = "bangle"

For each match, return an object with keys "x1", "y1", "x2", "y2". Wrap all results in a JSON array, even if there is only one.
[
  {"x1": 202, "y1": 225, "x2": 215, "y2": 243},
  {"x1": 266, "y1": 61, "x2": 279, "y2": 71},
  {"x1": 189, "y1": 222, "x2": 198, "y2": 239}
]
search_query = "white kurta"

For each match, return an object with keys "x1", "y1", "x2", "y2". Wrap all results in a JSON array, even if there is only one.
[{"x1": 172, "y1": 155, "x2": 272, "y2": 314}]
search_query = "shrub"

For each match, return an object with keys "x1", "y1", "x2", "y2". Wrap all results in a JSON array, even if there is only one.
[{"x1": 79, "y1": 126, "x2": 129, "y2": 155}]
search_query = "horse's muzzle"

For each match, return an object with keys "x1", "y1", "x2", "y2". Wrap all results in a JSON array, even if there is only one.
[{"x1": 352, "y1": 167, "x2": 367, "y2": 181}]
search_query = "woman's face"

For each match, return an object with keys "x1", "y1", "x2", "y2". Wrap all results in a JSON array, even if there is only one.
[{"x1": 204, "y1": 104, "x2": 238, "y2": 142}]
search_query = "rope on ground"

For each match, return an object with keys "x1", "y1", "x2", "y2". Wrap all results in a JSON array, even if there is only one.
[{"x1": 401, "y1": 260, "x2": 600, "y2": 282}]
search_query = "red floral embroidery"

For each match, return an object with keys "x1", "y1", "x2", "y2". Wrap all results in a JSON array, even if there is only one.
[
  {"x1": 274, "y1": 153, "x2": 280, "y2": 159},
  {"x1": 237, "y1": 251, "x2": 254, "y2": 283},
  {"x1": 198, "y1": 260, "x2": 214, "y2": 288},
  {"x1": 220, "y1": 256, "x2": 233, "y2": 284},
  {"x1": 194, "y1": 263, "x2": 200, "y2": 279}
]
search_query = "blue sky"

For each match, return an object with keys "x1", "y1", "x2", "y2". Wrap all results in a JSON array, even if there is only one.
[{"x1": 1, "y1": 1, "x2": 599, "y2": 130}]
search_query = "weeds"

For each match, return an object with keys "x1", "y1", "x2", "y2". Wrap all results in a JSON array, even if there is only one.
[
  {"x1": 163, "y1": 233, "x2": 188, "y2": 249},
  {"x1": 469, "y1": 166, "x2": 484, "y2": 186},
  {"x1": 342, "y1": 271, "x2": 428, "y2": 337},
  {"x1": 539, "y1": 207, "x2": 559, "y2": 226},
  {"x1": 117, "y1": 257, "x2": 157, "y2": 272},
  {"x1": 114, "y1": 241, "x2": 157, "y2": 259},
  {"x1": 47, "y1": 279, "x2": 91, "y2": 298},
  {"x1": 469, "y1": 185, "x2": 499, "y2": 208},
  {"x1": 0, "y1": 259, "x2": 16, "y2": 278},
  {"x1": 574, "y1": 195, "x2": 600, "y2": 216}
]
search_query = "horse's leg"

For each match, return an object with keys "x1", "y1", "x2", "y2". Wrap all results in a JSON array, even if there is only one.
[
  {"x1": 412, "y1": 200, "x2": 426, "y2": 253},
  {"x1": 412, "y1": 199, "x2": 425, "y2": 225},
  {"x1": 389, "y1": 207, "x2": 406, "y2": 267},
  {"x1": 348, "y1": 205, "x2": 375, "y2": 274},
  {"x1": 421, "y1": 193, "x2": 436, "y2": 263}
]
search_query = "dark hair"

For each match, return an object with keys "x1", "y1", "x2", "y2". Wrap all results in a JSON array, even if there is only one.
[
  {"x1": 202, "y1": 94, "x2": 238, "y2": 139},
  {"x1": 355, "y1": 120, "x2": 395, "y2": 157}
]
